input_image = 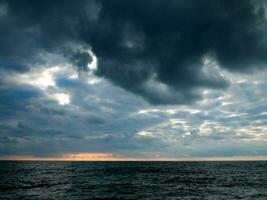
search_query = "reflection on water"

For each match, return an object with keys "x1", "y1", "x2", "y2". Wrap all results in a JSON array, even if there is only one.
[{"x1": 1, "y1": 161, "x2": 267, "y2": 199}]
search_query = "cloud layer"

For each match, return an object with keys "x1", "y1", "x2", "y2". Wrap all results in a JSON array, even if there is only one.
[
  {"x1": 1, "y1": 0, "x2": 267, "y2": 104},
  {"x1": 0, "y1": 0, "x2": 267, "y2": 158}
]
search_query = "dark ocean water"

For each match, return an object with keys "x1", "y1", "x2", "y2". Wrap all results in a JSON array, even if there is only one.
[{"x1": 0, "y1": 161, "x2": 267, "y2": 200}]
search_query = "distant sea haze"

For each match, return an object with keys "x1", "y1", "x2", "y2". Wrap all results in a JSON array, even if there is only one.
[{"x1": 1, "y1": 161, "x2": 267, "y2": 199}]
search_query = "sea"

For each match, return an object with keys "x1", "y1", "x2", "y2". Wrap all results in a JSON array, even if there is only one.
[{"x1": 0, "y1": 161, "x2": 267, "y2": 199}]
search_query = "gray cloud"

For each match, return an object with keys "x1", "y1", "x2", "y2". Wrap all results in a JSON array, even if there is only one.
[
  {"x1": 0, "y1": 66, "x2": 267, "y2": 157},
  {"x1": 0, "y1": 0, "x2": 267, "y2": 158},
  {"x1": 1, "y1": 0, "x2": 266, "y2": 104}
]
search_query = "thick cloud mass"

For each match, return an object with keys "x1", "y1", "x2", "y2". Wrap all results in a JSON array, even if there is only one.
[{"x1": 1, "y1": 0, "x2": 267, "y2": 104}]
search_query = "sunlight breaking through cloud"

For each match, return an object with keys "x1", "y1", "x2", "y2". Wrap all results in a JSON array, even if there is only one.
[{"x1": 53, "y1": 93, "x2": 70, "y2": 105}]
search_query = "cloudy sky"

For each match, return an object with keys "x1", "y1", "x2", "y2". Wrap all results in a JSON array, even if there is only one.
[{"x1": 1, "y1": 0, "x2": 267, "y2": 160}]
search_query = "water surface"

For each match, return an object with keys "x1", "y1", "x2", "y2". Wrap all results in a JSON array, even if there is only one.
[{"x1": 1, "y1": 161, "x2": 267, "y2": 199}]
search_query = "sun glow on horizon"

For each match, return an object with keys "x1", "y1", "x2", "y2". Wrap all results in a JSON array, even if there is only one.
[{"x1": 1, "y1": 153, "x2": 267, "y2": 161}]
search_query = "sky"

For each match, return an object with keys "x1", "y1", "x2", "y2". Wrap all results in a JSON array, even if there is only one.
[{"x1": 0, "y1": 0, "x2": 267, "y2": 160}]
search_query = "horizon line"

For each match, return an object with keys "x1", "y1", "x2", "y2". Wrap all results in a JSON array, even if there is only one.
[{"x1": 1, "y1": 154, "x2": 267, "y2": 161}]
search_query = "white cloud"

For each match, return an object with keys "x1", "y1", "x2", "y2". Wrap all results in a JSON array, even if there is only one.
[
  {"x1": 137, "y1": 131, "x2": 154, "y2": 137},
  {"x1": 15, "y1": 66, "x2": 62, "y2": 89},
  {"x1": 53, "y1": 93, "x2": 70, "y2": 105}
]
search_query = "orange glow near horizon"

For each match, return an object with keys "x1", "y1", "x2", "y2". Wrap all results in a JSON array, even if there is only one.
[
  {"x1": 1, "y1": 153, "x2": 267, "y2": 161},
  {"x1": 0, "y1": 153, "x2": 128, "y2": 161}
]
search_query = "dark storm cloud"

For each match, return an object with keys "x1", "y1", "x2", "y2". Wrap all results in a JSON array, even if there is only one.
[
  {"x1": 0, "y1": 85, "x2": 40, "y2": 112},
  {"x1": 1, "y1": 0, "x2": 267, "y2": 104},
  {"x1": 0, "y1": 59, "x2": 27, "y2": 72},
  {"x1": 68, "y1": 49, "x2": 93, "y2": 72}
]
